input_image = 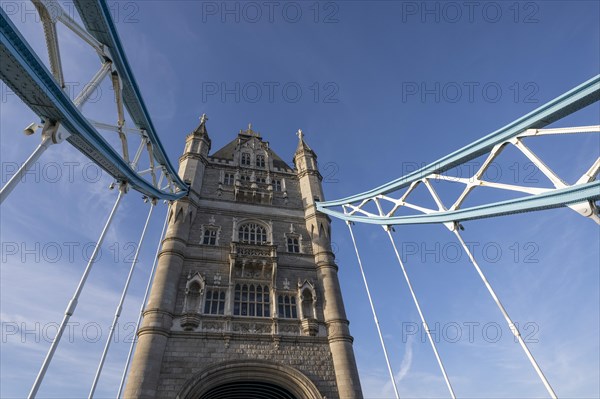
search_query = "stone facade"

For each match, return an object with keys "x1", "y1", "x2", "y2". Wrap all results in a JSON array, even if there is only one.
[{"x1": 124, "y1": 119, "x2": 363, "y2": 398}]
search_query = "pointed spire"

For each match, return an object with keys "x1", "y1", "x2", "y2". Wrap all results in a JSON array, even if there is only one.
[
  {"x1": 295, "y1": 129, "x2": 314, "y2": 155},
  {"x1": 192, "y1": 113, "x2": 208, "y2": 135}
]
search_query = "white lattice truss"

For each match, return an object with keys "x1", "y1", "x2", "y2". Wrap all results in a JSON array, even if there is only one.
[
  {"x1": 1, "y1": 0, "x2": 187, "y2": 203},
  {"x1": 342, "y1": 125, "x2": 600, "y2": 228}
]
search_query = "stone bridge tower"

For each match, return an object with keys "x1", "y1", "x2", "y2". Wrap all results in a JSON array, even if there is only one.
[{"x1": 124, "y1": 117, "x2": 363, "y2": 399}]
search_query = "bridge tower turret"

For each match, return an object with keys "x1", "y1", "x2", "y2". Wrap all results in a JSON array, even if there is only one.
[
  {"x1": 179, "y1": 113, "x2": 211, "y2": 195},
  {"x1": 124, "y1": 116, "x2": 210, "y2": 397},
  {"x1": 293, "y1": 130, "x2": 363, "y2": 398}
]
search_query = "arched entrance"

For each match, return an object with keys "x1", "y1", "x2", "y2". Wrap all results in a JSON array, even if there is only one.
[
  {"x1": 177, "y1": 360, "x2": 323, "y2": 399},
  {"x1": 200, "y1": 381, "x2": 297, "y2": 399}
]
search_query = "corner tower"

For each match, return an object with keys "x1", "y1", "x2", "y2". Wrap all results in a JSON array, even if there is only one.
[
  {"x1": 294, "y1": 130, "x2": 363, "y2": 398},
  {"x1": 125, "y1": 120, "x2": 363, "y2": 398}
]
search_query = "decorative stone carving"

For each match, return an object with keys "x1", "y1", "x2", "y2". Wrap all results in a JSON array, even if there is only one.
[
  {"x1": 181, "y1": 272, "x2": 205, "y2": 330},
  {"x1": 232, "y1": 322, "x2": 272, "y2": 334},
  {"x1": 181, "y1": 314, "x2": 201, "y2": 331},
  {"x1": 280, "y1": 323, "x2": 301, "y2": 335},
  {"x1": 301, "y1": 318, "x2": 319, "y2": 336},
  {"x1": 202, "y1": 321, "x2": 225, "y2": 332},
  {"x1": 298, "y1": 279, "x2": 317, "y2": 320}
]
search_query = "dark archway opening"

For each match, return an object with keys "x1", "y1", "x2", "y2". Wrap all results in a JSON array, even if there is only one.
[{"x1": 199, "y1": 381, "x2": 298, "y2": 399}]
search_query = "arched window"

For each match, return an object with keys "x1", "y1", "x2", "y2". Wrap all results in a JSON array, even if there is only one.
[
  {"x1": 256, "y1": 154, "x2": 265, "y2": 168},
  {"x1": 204, "y1": 289, "x2": 226, "y2": 315},
  {"x1": 224, "y1": 173, "x2": 234, "y2": 185},
  {"x1": 234, "y1": 283, "x2": 270, "y2": 317},
  {"x1": 241, "y1": 153, "x2": 251, "y2": 166},
  {"x1": 238, "y1": 223, "x2": 267, "y2": 244},
  {"x1": 278, "y1": 294, "x2": 298, "y2": 319},
  {"x1": 287, "y1": 237, "x2": 300, "y2": 253},
  {"x1": 203, "y1": 228, "x2": 217, "y2": 245}
]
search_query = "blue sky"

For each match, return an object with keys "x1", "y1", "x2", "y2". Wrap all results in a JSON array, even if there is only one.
[{"x1": 1, "y1": 1, "x2": 599, "y2": 398}]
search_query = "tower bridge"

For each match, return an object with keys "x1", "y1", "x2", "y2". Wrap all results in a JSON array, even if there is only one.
[{"x1": 1, "y1": 1, "x2": 599, "y2": 398}]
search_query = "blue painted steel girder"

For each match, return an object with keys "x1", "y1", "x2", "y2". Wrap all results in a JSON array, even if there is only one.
[
  {"x1": 72, "y1": 0, "x2": 187, "y2": 192},
  {"x1": 320, "y1": 182, "x2": 600, "y2": 226},
  {"x1": 317, "y1": 75, "x2": 600, "y2": 225},
  {"x1": 0, "y1": 7, "x2": 186, "y2": 200}
]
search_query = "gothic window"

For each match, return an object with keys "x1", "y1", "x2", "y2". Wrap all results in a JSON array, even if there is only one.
[
  {"x1": 184, "y1": 281, "x2": 202, "y2": 313},
  {"x1": 239, "y1": 223, "x2": 267, "y2": 244},
  {"x1": 256, "y1": 176, "x2": 266, "y2": 184},
  {"x1": 256, "y1": 154, "x2": 265, "y2": 168},
  {"x1": 203, "y1": 228, "x2": 218, "y2": 245},
  {"x1": 273, "y1": 179, "x2": 282, "y2": 192},
  {"x1": 183, "y1": 274, "x2": 205, "y2": 314},
  {"x1": 301, "y1": 288, "x2": 315, "y2": 319},
  {"x1": 234, "y1": 283, "x2": 270, "y2": 317},
  {"x1": 224, "y1": 173, "x2": 234, "y2": 185},
  {"x1": 287, "y1": 237, "x2": 300, "y2": 253},
  {"x1": 241, "y1": 153, "x2": 251, "y2": 166},
  {"x1": 204, "y1": 289, "x2": 226, "y2": 315},
  {"x1": 240, "y1": 174, "x2": 250, "y2": 182},
  {"x1": 278, "y1": 294, "x2": 298, "y2": 319}
]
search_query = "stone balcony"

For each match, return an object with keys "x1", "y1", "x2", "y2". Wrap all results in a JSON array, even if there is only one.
[
  {"x1": 229, "y1": 242, "x2": 277, "y2": 281},
  {"x1": 234, "y1": 180, "x2": 273, "y2": 204}
]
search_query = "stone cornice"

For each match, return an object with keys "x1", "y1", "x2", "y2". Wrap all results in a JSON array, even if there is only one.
[
  {"x1": 179, "y1": 152, "x2": 209, "y2": 166},
  {"x1": 296, "y1": 169, "x2": 322, "y2": 180}
]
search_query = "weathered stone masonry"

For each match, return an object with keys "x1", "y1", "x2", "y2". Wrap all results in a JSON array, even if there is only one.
[{"x1": 124, "y1": 118, "x2": 363, "y2": 399}]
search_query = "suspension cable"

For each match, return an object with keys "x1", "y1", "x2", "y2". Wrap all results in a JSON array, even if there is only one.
[
  {"x1": 347, "y1": 221, "x2": 400, "y2": 399},
  {"x1": 88, "y1": 202, "x2": 155, "y2": 398},
  {"x1": 28, "y1": 186, "x2": 126, "y2": 399},
  {"x1": 0, "y1": 134, "x2": 53, "y2": 205},
  {"x1": 116, "y1": 202, "x2": 170, "y2": 398},
  {"x1": 452, "y1": 229, "x2": 557, "y2": 399},
  {"x1": 386, "y1": 229, "x2": 456, "y2": 398}
]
